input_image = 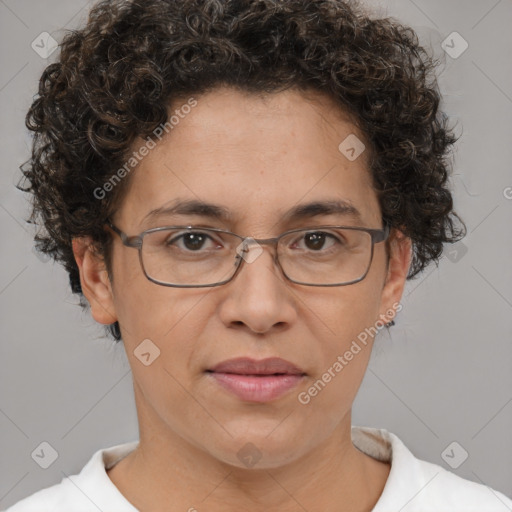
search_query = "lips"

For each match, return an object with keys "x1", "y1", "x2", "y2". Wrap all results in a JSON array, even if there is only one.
[
  {"x1": 206, "y1": 357, "x2": 306, "y2": 402},
  {"x1": 209, "y1": 357, "x2": 305, "y2": 376}
]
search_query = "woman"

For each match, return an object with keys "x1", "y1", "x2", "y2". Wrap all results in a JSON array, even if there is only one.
[{"x1": 6, "y1": 0, "x2": 512, "y2": 510}]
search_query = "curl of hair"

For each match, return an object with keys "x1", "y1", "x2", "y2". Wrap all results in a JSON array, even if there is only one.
[{"x1": 19, "y1": 0, "x2": 466, "y2": 342}]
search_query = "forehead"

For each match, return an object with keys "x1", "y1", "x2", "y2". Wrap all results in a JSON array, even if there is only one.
[{"x1": 117, "y1": 86, "x2": 381, "y2": 230}]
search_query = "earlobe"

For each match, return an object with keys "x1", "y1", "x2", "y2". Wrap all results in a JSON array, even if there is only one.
[{"x1": 72, "y1": 237, "x2": 117, "y2": 325}]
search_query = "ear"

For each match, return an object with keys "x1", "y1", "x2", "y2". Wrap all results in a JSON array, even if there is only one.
[
  {"x1": 72, "y1": 237, "x2": 117, "y2": 325},
  {"x1": 378, "y1": 229, "x2": 412, "y2": 322}
]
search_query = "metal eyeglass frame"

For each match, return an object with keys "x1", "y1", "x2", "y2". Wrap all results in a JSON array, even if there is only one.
[{"x1": 105, "y1": 220, "x2": 390, "y2": 288}]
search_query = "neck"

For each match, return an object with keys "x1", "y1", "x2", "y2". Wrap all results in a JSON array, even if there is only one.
[{"x1": 107, "y1": 385, "x2": 390, "y2": 512}]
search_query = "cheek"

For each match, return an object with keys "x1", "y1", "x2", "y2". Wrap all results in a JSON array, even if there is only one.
[
  {"x1": 118, "y1": 289, "x2": 212, "y2": 426},
  {"x1": 110, "y1": 248, "x2": 185, "y2": 338},
  {"x1": 295, "y1": 274, "x2": 384, "y2": 404},
  {"x1": 312, "y1": 292, "x2": 378, "y2": 382},
  {"x1": 295, "y1": 290, "x2": 381, "y2": 433},
  {"x1": 304, "y1": 276, "x2": 383, "y2": 353},
  {"x1": 109, "y1": 251, "x2": 212, "y2": 390},
  {"x1": 116, "y1": 284, "x2": 211, "y2": 359}
]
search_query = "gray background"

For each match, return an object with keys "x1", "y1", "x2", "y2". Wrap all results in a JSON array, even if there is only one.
[{"x1": 1, "y1": 0, "x2": 511, "y2": 508}]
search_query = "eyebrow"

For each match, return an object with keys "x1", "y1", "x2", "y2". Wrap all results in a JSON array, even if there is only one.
[{"x1": 140, "y1": 198, "x2": 364, "y2": 226}]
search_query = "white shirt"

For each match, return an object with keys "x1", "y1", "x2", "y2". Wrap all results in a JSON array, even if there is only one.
[{"x1": 4, "y1": 426, "x2": 512, "y2": 511}]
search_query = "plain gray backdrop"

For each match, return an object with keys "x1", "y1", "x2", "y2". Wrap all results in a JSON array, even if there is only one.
[{"x1": 1, "y1": 0, "x2": 511, "y2": 509}]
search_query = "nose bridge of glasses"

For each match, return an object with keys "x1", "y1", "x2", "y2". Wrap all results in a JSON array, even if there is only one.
[
  {"x1": 236, "y1": 235, "x2": 280, "y2": 265},
  {"x1": 248, "y1": 235, "x2": 280, "y2": 247},
  {"x1": 237, "y1": 236, "x2": 279, "y2": 254}
]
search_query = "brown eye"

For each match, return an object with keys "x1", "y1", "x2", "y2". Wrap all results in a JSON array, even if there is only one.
[
  {"x1": 177, "y1": 232, "x2": 209, "y2": 251},
  {"x1": 161, "y1": 231, "x2": 219, "y2": 251},
  {"x1": 296, "y1": 231, "x2": 339, "y2": 252}
]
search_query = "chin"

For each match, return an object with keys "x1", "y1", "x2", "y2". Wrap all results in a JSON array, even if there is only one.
[{"x1": 203, "y1": 425, "x2": 312, "y2": 470}]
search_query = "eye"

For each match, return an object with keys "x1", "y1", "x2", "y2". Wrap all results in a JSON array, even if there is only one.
[
  {"x1": 293, "y1": 231, "x2": 342, "y2": 251},
  {"x1": 167, "y1": 231, "x2": 222, "y2": 251}
]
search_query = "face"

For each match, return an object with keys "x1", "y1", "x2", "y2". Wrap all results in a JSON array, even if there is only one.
[{"x1": 74, "y1": 86, "x2": 410, "y2": 469}]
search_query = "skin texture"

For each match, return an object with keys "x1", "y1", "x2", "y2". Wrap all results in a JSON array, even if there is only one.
[{"x1": 72, "y1": 86, "x2": 411, "y2": 512}]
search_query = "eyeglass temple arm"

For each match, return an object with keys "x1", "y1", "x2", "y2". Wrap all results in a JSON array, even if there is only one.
[
  {"x1": 106, "y1": 221, "x2": 142, "y2": 248},
  {"x1": 373, "y1": 224, "x2": 390, "y2": 243}
]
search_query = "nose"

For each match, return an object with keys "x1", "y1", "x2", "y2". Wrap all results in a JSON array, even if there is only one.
[{"x1": 217, "y1": 242, "x2": 298, "y2": 334}]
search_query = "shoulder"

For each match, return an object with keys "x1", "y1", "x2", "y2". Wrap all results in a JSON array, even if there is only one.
[
  {"x1": 1, "y1": 469, "x2": 108, "y2": 512},
  {"x1": 2, "y1": 441, "x2": 139, "y2": 512},
  {"x1": 352, "y1": 425, "x2": 512, "y2": 511},
  {"x1": 408, "y1": 456, "x2": 512, "y2": 510},
  {"x1": 3, "y1": 480, "x2": 68, "y2": 512}
]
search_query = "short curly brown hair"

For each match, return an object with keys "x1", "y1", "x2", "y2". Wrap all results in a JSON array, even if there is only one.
[{"x1": 19, "y1": 0, "x2": 466, "y2": 342}]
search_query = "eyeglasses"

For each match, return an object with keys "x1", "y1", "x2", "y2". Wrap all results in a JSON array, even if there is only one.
[{"x1": 105, "y1": 221, "x2": 390, "y2": 288}]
